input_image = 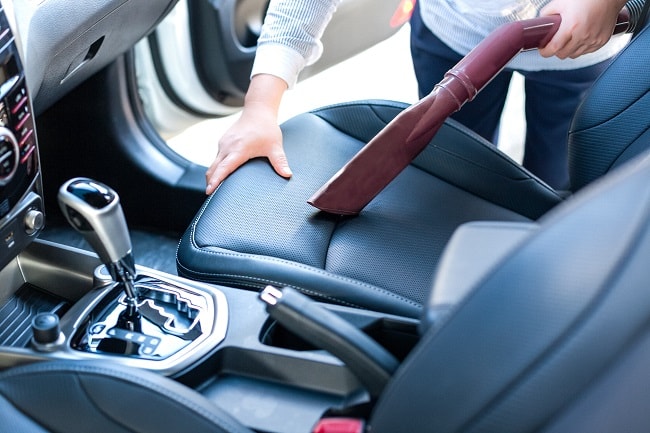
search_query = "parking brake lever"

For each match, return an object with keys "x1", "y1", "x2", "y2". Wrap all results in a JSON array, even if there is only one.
[
  {"x1": 260, "y1": 286, "x2": 399, "y2": 398},
  {"x1": 58, "y1": 178, "x2": 140, "y2": 327}
]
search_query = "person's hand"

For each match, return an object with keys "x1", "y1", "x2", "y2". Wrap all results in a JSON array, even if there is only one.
[
  {"x1": 538, "y1": 0, "x2": 628, "y2": 59},
  {"x1": 205, "y1": 74, "x2": 291, "y2": 195},
  {"x1": 204, "y1": 105, "x2": 291, "y2": 195}
]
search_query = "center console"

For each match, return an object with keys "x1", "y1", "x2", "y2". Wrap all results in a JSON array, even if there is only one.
[
  {"x1": 4, "y1": 239, "x2": 419, "y2": 432},
  {"x1": 0, "y1": 5, "x2": 420, "y2": 433}
]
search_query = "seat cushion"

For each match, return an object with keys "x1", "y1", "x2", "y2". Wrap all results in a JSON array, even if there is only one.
[
  {"x1": 0, "y1": 361, "x2": 252, "y2": 433},
  {"x1": 177, "y1": 100, "x2": 545, "y2": 318}
]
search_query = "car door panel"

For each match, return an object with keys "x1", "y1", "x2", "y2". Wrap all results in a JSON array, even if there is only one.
[{"x1": 141, "y1": 0, "x2": 407, "y2": 123}]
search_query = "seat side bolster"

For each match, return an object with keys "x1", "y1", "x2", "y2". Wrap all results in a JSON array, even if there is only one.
[{"x1": 414, "y1": 119, "x2": 564, "y2": 219}]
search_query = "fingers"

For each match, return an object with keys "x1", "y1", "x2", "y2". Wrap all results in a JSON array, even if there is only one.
[
  {"x1": 538, "y1": 21, "x2": 595, "y2": 59},
  {"x1": 205, "y1": 151, "x2": 246, "y2": 195},
  {"x1": 538, "y1": 0, "x2": 619, "y2": 59},
  {"x1": 539, "y1": 33, "x2": 570, "y2": 58},
  {"x1": 538, "y1": 4, "x2": 575, "y2": 59},
  {"x1": 204, "y1": 147, "x2": 292, "y2": 196},
  {"x1": 268, "y1": 148, "x2": 292, "y2": 179},
  {"x1": 540, "y1": 33, "x2": 608, "y2": 59}
]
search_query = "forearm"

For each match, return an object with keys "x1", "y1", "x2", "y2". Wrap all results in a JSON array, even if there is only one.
[{"x1": 243, "y1": 73, "x2": 287, "y2": 118}]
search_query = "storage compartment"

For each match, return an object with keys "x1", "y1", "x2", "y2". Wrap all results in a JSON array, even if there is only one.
[
  {"x1": 184, "y1": 300, "x2": 420, "y2": 433},
  {"x1": 16, "y1": 0, "x2": 178, "y2": 113},
  {"x1": 0, "y1": 283, "x2": 70, "y2": 348},
  {"x1": 260, "y1": 305, "x2": 420, "y2": 362},
  {"x1": 191, "y1": 344, "x2": 369, "y2": 433}
]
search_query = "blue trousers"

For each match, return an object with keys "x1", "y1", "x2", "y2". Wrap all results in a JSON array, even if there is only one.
[{"x1": 409, "y1": 2, "x2": 611, "y2": 189}]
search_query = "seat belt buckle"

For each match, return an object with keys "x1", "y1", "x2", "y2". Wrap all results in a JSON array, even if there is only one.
[{"x1": 312, "y1": 417, "x2": 365, "y2": 433}]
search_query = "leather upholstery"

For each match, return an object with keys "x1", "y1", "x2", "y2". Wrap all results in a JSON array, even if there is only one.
[
  {"x1": 178, "y1": 102, "x2": 546, "y2": 318},
  {"x1": 177, "y1": 22, "x2": 650, "y2": 319},
  {"x1": 369, "y1": 31, "x2": 650, "y2": 432},
  {"x1": 370, "y1": 148, "x2": 650, "y2": 432},
  {"x1": 5, "y1": 151, "x2": 650, "y2": 433},
  {"x1": 0, "y1": 361, "x2": 253, "y2": 433},
  {"x1": 568, "y1": 26, "x2": 650, "y2": 191}
]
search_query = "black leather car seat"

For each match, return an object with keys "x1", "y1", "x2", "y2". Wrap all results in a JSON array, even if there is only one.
[
  {"x1": 3, "y1": 148, "x2": 649, "y2": 433},
  {"x1": 0, "y1": 361, "x2": 253, "y2": 433},
  {"x1": 177, "y1": 23, "x2": 650, "y2": 319},
  {"x1": 371, "y1": 144, "x2": 650, "y2": 432}
]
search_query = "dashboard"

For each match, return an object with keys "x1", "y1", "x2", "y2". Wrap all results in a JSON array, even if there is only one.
[
  {"x1": 0, "y1": 0, "x2": 179, "y2": 281},
  {"x1": 0, "y1": 1, "x2": 43, "y2": 273}
]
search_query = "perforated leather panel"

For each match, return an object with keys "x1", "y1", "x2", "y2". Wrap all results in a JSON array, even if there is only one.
[
  {"x1": 569, "y1": 26, "x2": 650, "y2": 191},
  {"x1": 370, "y1": 149, "x2": 650, "y2": 433},
  {"x1": 178, "y1": 101, "x2": 532, "y2": 317}
]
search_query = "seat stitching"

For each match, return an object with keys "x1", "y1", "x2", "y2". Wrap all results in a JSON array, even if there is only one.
[
  {"x1": 75, "y1": 368, "x2": 248, "y2": 433},
  {"x1": 310, "y1": 99, "x2": 408, "y2": 115},
  {"x1": 180, "y1": 246, "x2": 421, "y2": 308},
  {"x1": 176, "y1": 267, "x2": 366, "y2": 309},
  {"x1": 182, "y1": 203, "x2": 421, "y2": 308},
  {"x1": 181, "y1": 127, "x2": 421, "y2": 310},
  {"x1": 570, "y1": 89, "x2": 649, "y2": 134}
]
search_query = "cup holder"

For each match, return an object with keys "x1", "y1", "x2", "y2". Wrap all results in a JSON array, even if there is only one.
[{"x1": 260, "y1": 311, "x2": 420, "y2": 362}]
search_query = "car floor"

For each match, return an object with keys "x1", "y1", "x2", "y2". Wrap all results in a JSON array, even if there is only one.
[{"x1": 37, "y1": 225, "x2": 180, "y2": 275}]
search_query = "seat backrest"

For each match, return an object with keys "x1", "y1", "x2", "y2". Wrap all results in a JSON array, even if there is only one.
[
  {"x1": 370, "y1": 24, "x2": 650, "y2": 431},
  {"x1": 0, "y1": 360, "x2": 254, "y2": 433},
  {"x1": 569, "y1": 23, "x2": 650, "y2": 191},
  {"x1": 369, "y1": 147, "x2": 650, "y2": 432}
]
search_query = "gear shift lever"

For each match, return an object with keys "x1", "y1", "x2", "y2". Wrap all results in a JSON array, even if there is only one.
[
  {"x1": 55, "y1": 178, "x2": 222, "y2": 362},
  {"x1": 58, "y1": 178, "x2": 140, "y2": 326}
]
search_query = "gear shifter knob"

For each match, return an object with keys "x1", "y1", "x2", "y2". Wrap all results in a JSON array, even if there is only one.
[
  {"x1": 58, "y1": 178, "x2": 139, "y2": 311},
  {"x1": 58, "y1": 178, "x2": 131, "y2": 264}
]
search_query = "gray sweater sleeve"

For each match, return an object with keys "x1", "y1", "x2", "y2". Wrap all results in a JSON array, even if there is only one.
[
  {"x1": 257, "y1": 0, "x2": 340, "y2": 62},
  {"x1": 251, "y1": 0, "x2": 341, "y2": 87}
]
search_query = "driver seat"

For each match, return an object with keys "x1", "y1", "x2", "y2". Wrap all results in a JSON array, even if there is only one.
[{"x1": 177, "y1": 23, "x2": 650, "y2": 319}]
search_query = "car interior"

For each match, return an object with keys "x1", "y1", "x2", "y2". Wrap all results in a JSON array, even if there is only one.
[{"x1": 0, "y1": 0, "x2": 649, "y2": 432}]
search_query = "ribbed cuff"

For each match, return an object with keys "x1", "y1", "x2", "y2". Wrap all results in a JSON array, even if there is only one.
[{"x1": 250, "y1": 43, "x2": 307, "y2": 89}]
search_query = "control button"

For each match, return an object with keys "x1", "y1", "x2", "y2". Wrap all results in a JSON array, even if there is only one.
[
  {"x1": 0, "y1": 128, "x2": 18, "y2": 185},
  {"x1": 31, "y1": 312, "x2": 64, "y2": 352},
  {"x1": 20, "y1": 140, "x2": 34, "y2": 163},
  {"x1": 89, "y1": 323, "x2": 106, "y2": 334},
  {"x1": 10, "y1": 89, "x2": 27, "y2": 114},
  {"x1": 104, "y1": 327, "x2": 161, "y2": 357},
  {"x1": 32, "y1": 313, "x2": 60, "y2": 344},
  {"x1": 93, "y1": 265, "x2": 113, "y2": 287},
  {"x1": 18, "y1": 124, "x2": 33, "y2": 144},
  {"x1": 14, "y1": 104, "x2": 29, "y2": 127},
  {"x1": 3, "y1": 229, "x2": 14, "y2": 248},
  {"x1": 24, "y1": 209, "x2": 43, "y2": 235}
]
